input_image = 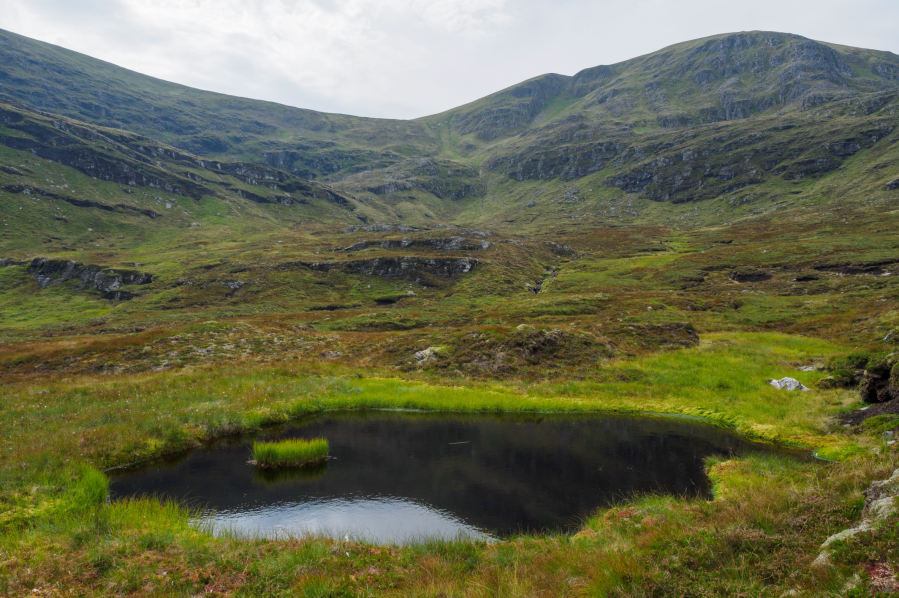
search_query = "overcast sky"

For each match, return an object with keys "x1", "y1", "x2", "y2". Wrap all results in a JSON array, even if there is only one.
[{"x1": 2, "y1": 0, "x2": 898, "y2": 120}]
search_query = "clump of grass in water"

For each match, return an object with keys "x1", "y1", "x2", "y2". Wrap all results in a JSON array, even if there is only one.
[{"x1": 252, "y1": 438, "x2": 329, "y2": 468}]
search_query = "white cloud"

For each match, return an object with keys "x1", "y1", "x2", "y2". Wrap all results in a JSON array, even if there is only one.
[{"x1": 1, "y1": 0, "x2": 897, "y2": 119}]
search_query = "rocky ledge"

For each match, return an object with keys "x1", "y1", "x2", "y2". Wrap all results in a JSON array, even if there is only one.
[
  {"x1": 337, "y1": 237, "x2": 491, "y2": 252},
  {"x1": 27, "y1": 258, "x2": 154, "y2": 300},
  {"x1": 283, "y1": 256, "x2": 478, "y2": 283}
]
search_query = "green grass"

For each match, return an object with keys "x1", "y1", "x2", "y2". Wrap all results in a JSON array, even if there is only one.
[
  {"x1": 0, "y1": 332, "x2": 871, "y2": 473},
  {"x1": 252, "y1": 437, "x2": 329, "y2": 468}
]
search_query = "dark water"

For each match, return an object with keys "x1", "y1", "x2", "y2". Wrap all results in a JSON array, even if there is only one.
[{"x1": 110, "y1": 411, "x2": 806, "y2": 544}]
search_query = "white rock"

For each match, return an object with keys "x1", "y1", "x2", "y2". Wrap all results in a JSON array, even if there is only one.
[
  {"x1": 821, "y1": 521, "x2": 872, "y2": 549},
  {"x1": 811, "y1": 551, "x2": 832, "y2": 568},
  {"x1": 769, "y1": 378, "x2": 811, "y2": 392},
  {"x1": 867, "y1": 496, "x2": 896, "y2": 521},
  {"x1": 415, "y1": 347, "x2": 444, "y2": 362}
]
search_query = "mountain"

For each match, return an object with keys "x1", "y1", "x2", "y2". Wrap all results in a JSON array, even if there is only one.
[{"x1": 1, "y1": 28, "x2": 899, "y2": 244}]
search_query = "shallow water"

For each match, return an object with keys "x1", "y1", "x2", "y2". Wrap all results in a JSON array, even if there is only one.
[{"x1": 110, "y1": 411, "x2": 806, "y2": 544}]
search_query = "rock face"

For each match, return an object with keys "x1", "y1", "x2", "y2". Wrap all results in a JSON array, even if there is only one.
[
  {"x1": 769, "y1": 377, "x2": 811, "y2": 391},
  {"x1": 27, "y1": 258, "x2": 153, "y2": 299},
  {"x1": 333, "y1": 158, "x2": 485, "y2": 201},
  {"x1": 0, "y1": 104, "x2": 353, "y2": 208},
  {"x1": 888, "y1": 178, "x2": 899, "y2": 191},
  {"x1": 286, "y1": 257, "x2": 478, "y2": 284}
]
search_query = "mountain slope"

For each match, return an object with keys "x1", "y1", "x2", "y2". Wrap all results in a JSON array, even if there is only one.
[
  {"x1": 420, "y1": 31, "x2": 899, "y2": 144},
  {"x1": 1, "y1": 28, "x2": 898, "y2": 239},
  {"x1": 0, "y1": 28, "x2": 438, "y2": 179}
]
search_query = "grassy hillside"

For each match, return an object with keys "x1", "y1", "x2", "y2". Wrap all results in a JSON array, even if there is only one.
[{"x1": 0, "y1": 28, "x2": 439, "y2": 179}]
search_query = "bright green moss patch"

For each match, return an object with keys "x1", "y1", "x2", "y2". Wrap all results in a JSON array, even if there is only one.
[{"x1": 252, "y1": 438, "x2": 329, "y2": 468}]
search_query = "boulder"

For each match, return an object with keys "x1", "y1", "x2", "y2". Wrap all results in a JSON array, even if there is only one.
[
  {"x1": 769, "y1": 377, "x2": 811, "y2": 391},
  {"x1": 414, "y1": 347, "x2": 444, "y2": 363}
]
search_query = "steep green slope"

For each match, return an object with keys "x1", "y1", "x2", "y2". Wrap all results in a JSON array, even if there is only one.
[
  {"x1": 0, "y1": 101, "x2": 377, "y2": 254},
  {"x1": 0, "y1": 28, "x2": 438, "y2": 178}
]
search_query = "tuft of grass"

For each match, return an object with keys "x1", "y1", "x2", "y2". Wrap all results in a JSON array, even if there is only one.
[
  {"x1": 252, "y1": 438, "x2": 329, "y2": 468},
  {"x1": 68, "y1": 465, "x2": 109, "y2": 510}
]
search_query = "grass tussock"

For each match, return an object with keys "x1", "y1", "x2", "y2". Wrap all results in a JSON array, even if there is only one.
[{"x1": 252, "y1": 438, "x2": 329, "y2": 468}]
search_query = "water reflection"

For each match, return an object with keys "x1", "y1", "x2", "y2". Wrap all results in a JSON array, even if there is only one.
[{"x1": 110, "y1": 411, "x2": 806, "y2": 544}]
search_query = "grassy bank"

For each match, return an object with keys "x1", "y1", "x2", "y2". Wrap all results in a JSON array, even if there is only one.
[
  {"x1": 1, "y1": 332, "x2": 896, "y2": 596},
  {"x1": 0, "y1": 332, "x2": 865, "y2": 473}
]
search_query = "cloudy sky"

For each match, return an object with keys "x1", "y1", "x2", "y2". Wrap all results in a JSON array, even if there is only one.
[{"x1": 2, "y1": 0, "x2": 897, "y2": 119}]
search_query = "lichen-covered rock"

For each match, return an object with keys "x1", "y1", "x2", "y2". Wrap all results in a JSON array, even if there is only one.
[
  {"x1": 812, "y1": 469, "x2": 899, "y2": 571},
  {"x1": 414, "y1": 347, "x2": 444, "y2": 363},
  {"x1": 27, "y1": 258, "x2": 153, "y2": 299}
]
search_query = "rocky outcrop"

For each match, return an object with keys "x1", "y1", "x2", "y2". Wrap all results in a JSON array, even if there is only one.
[
  {"x1": 0, "y1": 123, "x2": 209, "y2": 201},
  {"x1": 264, "y1": 146, "x2": 406, "y2": 179},
  {"x1": 0, "y1": 102, "x2": 353, "y2": 208},
  {"x1": 814, "y1": 259, "x2": 899, "y2": 276},
  {"x1": 2, "y1": 185, "x2": 161, "y2": 218},
  {"x1": 731, "y1": 270, "x2": 773, "y2": 283},
  {"x1": 342, "y1": 224, "x2": 420, "y2": 234},
  {"x1": 334, "y1": 158, "x2": 484, "y2": 201},
  {"x1": 449, "y1": 74, "x2": 569, "y2": 141},
  {"x1": 27, "y1": 258, "x2": 153, "y2": 299},
  {"x1": 888, "y1": 178, "x2": 899, "y2": 191},
  {"x1": 337, "y1": 237, "x2": 491, "y2": 252},
  {"x1": 285, "y1": 257, "x2": 477, "y2": 283},
  {"x1": 564, "y1": 65, "x2": 613, "y2": 98},
  {"x1": 414, "y1": 347, "x2": 444, "y2": 363},
  {"x1": 812, "y1": 469, "x2": 899, "y2": 572},
  {"x1": 860, "y1": 355, "x2": 899, "y2": 404}
]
